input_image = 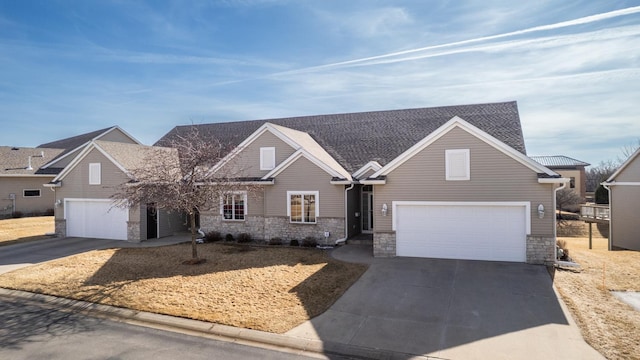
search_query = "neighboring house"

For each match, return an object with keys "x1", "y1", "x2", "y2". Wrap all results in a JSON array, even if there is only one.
[
  {"x1": 46, "y1": 140, "x2": 186, "y2": 241},
  {"x1": 158, "y1": 101, "x2": 567, "y2": 264},
  {"x1": 531, "y1": 156, "x2": 590, "y2": 201},
  {"x1": 603, "y1": 148, "x2": 640, "y2": 251},
  {"x1": 0, "y1": 146, "x2": 64, "y2": 217}
]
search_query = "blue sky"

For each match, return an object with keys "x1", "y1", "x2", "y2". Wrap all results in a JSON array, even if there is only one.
[{"x1": 1, "y1": 1, "x2": 638, "y2": 167}]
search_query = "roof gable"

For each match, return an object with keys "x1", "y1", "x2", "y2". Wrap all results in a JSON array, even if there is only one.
[
  {"x1": 263, "y1": 149, "x2": 351, "y2": 180},
  {"x1": 372, "y1": 116, "x2": 556, "y2": 178},
  {"x1": 606, "y1": 147, "x2": 640, "y2": 183},
  {"x1": 157, "y1": 101, "x2": 526, "y2": 174}
]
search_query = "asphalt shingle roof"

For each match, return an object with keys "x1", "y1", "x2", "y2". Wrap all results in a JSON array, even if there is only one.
[
  {"x1": 37, "y1": 126, "x2": 119, "y2": 168},
  {"x1": 0, "y1": 147, "x2": 64, "y2": 176},
  {"x1": 530, "y1": 155, "x2": 590, "y2": 168},
  {"x1": 156, "y1": 101, "x2": 525, "y2": 173}
]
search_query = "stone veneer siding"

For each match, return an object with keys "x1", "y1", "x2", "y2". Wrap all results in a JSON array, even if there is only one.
[
  {"x1": 200, "y1": 214, "x2": 344, "y2": 246},
  {"x1": 127, "y1": 221, "x2": 142, "y2": 242},
  {"x1": 526, "y1": 235, "x2": 556, "y2": 265},
  {"x1": 55, "y1": 219, "x2": 66, "y2": 238},
  {"x1": 373, "y1": 231, "x2": 396, "y2": 257}
]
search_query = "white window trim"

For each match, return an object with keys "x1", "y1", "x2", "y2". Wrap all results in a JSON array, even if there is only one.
[
  {"x1": 287, "y1": 191, "x2": 319, "y2": 224},
  {"x1": 89, "y1": 163, "x2": 101, "y2": 185},
  {"x1": 220, "y1": 191, "x2": 248, "y2": 221},
  {"x1": 23, "y1": 189, "x2": 41, "y2": 197},
  {"x1": 260, "y1": 147, "x2": 276, "y2": 171},
  {"x1": 445, "y1": 149, "x2": 470, "y2": 181}
]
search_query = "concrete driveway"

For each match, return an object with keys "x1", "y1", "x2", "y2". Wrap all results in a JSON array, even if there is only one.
[{"x1": 288, "y1": 245, "x2": 604, "y2": 359}]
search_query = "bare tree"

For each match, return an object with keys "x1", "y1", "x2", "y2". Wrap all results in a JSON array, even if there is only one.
[
  {"x1": 112, "y1": 127, "x2": 253, "y2": 263},
  {"x1": 585, "y1": 160, "x2": 618, "y2": 193},
  {"x1": 619, "y1": 138, "x2": 640, "y2": 164},
  {"x1": 556, "y1": 188, "x2": 582, "y2": 221}
]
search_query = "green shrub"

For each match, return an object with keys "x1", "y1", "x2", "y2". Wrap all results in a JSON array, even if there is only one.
[
  {"x1": 289, "y1": 239, "x2": 300, "y2": 247},
  {"x1": 269, "y1": 237, "x2": 282, "y2": 246}
]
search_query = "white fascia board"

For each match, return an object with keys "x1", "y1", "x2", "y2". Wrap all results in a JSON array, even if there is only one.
[
  {"x1": 207, "y1": 122, "x2": 301, "y2": 176},
  {"x1": 329, "y1": 180, "x2": 353, "y2": 185},
  {"x1": 602, "y1": 181, "x2": 640, "y2": 186},
  {"x1": 372, "y1": 116, "x2": 558, "y2": 178},
  {"x1": 43, "y1": 182, "x2": 61, "y2": 188},
  {"x1": 353, "y1": 161, "x2": 382, "y2": 179},
  {"x1": 360, "y1": 179, "x2": 386, "y2": 185},
  {"x1": 0, "y1": 174, "x2": 55, "y2": 178},
  {"x1": 53, "y1": 141, "x2": 129, "y2": 182},
  {"x1": 262, "y1": 149, "x2": 346, "y2": 180},
  {"x1": 606, "y1": 147, "x2": 640, "y2": 182},
  {"x1": 196, "y1": 179, "x2": 274, "y2": 186},
  {"x1": 41, "y1": 144, "x2": 87, "y2": 169},
  {"x1": 538, "y1": 177, "x2": 570, "y2": 184}
]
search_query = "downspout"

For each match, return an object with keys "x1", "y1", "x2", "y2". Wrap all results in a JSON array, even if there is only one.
[
  {"x1": 335, "y1": 183, "x2": 355, "y2": 246},
  {"x1": 602, "y1": 182, "x2": 612, "y2": 251},
  {"x1": 553, "y1": 182, "x2": 566, "y2": 265}
]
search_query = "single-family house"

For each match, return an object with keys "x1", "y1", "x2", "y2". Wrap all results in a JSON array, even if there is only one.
[
  {"x1": 530, "y1": 156, "x2": 590, "y2": 202},
  {"x1": 603, "y1": 148, "x2": 640, "y2": 251},
  {"x1": 157, "y1": 101, "x2": 567, "y2": 264},
  {"x1": 46, "y1": 140, "x2": 186, "y2": 241},
  {"x1": 0, "y1": 146, "x2": 64, "y2": 217}
]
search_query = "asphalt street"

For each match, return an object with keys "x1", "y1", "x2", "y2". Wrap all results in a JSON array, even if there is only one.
[{"x1": 0, "y1": 294, "x2": 337, "y2": 360}]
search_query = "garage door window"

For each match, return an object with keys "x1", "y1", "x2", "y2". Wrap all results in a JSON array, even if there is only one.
[
  {"x1": 287, "y1": 191, "x2": 318, "y2": 223},
  {"x1": 445, "y1": 149, "x2": 470, "y2": 181}
]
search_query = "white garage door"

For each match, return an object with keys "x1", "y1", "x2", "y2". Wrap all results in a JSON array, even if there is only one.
[
  {"x1": 65, "y1": 199, "x2": 128, "y2": 240},
  {"x1": 395, "y1": 202, "x2": 528, "y2": 262}
]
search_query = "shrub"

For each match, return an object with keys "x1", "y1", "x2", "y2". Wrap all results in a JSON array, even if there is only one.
[
  {"x1": 225, "y1": 233, "x2": 235, "y2": 242},
  {"x1": 44, "y1": 208, "x2": 54, "y2": 216},
  {"x1": 289, "y1": 239, "x2": 300, "y2": 247},
  {"x1": 302, "y1": 236, "x2": 317, "y2": 248},
  {"x1": 237, "y1": 233, "x2": 252, "y2": 243},
  {"x1": 12, "y1": 211, "x2": 23, "y2": 219},
  {"x1": 269, "y1": 237, "x2": 283, "y2": 246},
  {"x1": 204, "y1": 231, "x2": 223, "y2": 243}
]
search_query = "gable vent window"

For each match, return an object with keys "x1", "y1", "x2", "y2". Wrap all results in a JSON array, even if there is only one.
[
  {"x1": 23, "y1": 189, "x2": 41, "y2": 197},
  {"x1": 89, "y1": 163, "x2": 102, "y2": 185},
  {"x1": 260, "y1": 147, "x2": 276, "y2": 170},
  {"x1": 445, "y1": 149, "x2": 470, "y2": 181}
]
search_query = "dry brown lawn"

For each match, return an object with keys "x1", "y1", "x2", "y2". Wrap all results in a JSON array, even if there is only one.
[
  {"x1": 0, "y1": 243, "x2": 368, "y2": 333},
  {"x1": 554, "y1": 225, "x2": 640, "y2": 360},
  {"x1": 0, "y1": 216, "x2": 54, "y2": 245}
]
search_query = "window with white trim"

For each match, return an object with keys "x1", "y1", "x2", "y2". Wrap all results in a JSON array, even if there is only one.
[
  {"x1": 287, "y1": 191, "x2": 318, "y2": 223},
  {"x1": 260, "y1": 147, "x2": 275, "y2": 170},
  {"x1": 89, "y1": 163, "x2": 101, "y2": 185},
  {"x1": 446, "y1": 149, "x2": 470, "y2": 181},
  {"x1": 221, "y1": 192, "x2": 247, "y2": 220},
  {"x1": 23, "y1": 189, "x2": 41, "y2": 197}
]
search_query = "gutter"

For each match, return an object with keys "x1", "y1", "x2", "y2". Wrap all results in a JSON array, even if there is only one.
[
  {"x1": 553, "y1": 181, "x2": 567, "y2": 265},
  {"x1": 334, "y1": 183, "x2": 355, "y2": 246},
  {"x1": 602, "y1": 182, "x2": 612, "y2": 251}
]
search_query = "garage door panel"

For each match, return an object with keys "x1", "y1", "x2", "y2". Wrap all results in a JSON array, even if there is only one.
[
  {"x1": 396, "y1": 203, "x2": 526, "y2": 262},
  {"x1": 66, "y1": 200, "x2": 128, "y2": 240}
]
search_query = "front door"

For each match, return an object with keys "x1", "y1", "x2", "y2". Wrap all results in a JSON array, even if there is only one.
[{"x1": 361, "y1": 185, "x2": 374, "y2": 233}]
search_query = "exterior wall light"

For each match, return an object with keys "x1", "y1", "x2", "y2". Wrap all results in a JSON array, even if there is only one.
[
  {"x1": 537, "y1": 204, "x2": 545, "y2": 219},
  {"x1": 381, "y1": 203, "x2": 388, "y2": 216}
]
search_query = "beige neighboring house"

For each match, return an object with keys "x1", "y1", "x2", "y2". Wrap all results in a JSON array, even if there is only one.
[
  {"x1": 46, "y1": 140, "x2": 186, "y2": 241},
  {"x1": 530, "y1": 156, "x2": 591, "y2": 202},
  {"x1": 603, "y1": 148, "x2": 640, "y2": 251},
  {"x1": 0, "y1": 146, "x2": 64, "y2": 217},
  {"x1": 158, "y1": 101, "x2": 567, "y2": 264}
]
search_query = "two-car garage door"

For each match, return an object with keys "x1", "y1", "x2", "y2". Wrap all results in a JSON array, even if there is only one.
[
  {"x1": 395, "y1": 202, "x2": 528, "y2": 262},
  {"x1": 65, "y1": 199, "x2": 128, "y2": 240}
]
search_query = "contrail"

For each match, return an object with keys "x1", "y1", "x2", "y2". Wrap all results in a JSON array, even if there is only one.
[{"x1": 274, "y1": 5, "x2": 640, "y2": 75}]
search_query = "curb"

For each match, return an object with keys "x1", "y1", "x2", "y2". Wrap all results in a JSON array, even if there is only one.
[{"x1": 0, "y1": 288, "x2": 433, "y2": 360}]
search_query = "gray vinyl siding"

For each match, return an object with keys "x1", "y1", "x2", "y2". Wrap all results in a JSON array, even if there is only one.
[
  {"x1": 615, "y1": 156, "x2": 640, "y2": 182},
  {"x1": 51, "y1": 148, "x2": 83, "y2": 169},
  {"x1": 0, "y1": 176, "x2": 56, "y2": 215},
  {"x1": 218, "y1": 131, "x2": 296, "y2": 178},
  {"x1": 264, "y1": 156, "x2": 344, "y2": 218},
  {"x1": 99, "y1": 129, "x2": 138, "y2": 144},
  {"x1": 54, "y1": 148, "x2": 130, "y2": 220},
  {"x1": 374, "y1": 127, "x2": 555, "y2": 236},
  {"x1": 610, "y1": 186, "x2": 640, "y2": 250}
]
